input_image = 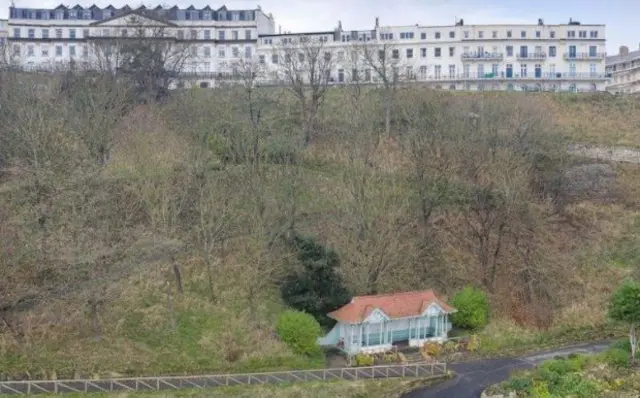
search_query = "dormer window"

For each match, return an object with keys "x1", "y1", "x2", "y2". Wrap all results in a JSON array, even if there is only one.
[
  {"x1": 83, "y1": 10, "x2": 91, "y2": 20},
  {"x1": 69, "y1": 10, "x2": 77, "y2": 19},
  {"x1": 218, "y1": 11, "x2": 227, "y2": 20},
  {"x1": 190, "y1": 11, "x2": 198, "y2": 20},
  {"x1": 103, "y1": 10, "x2": 112, "y2": 18},
  {"x1": 55, "y1": 10, "x2": 64, "y2": 20},
  {"x1": 203, "y1": 11, "x2": 212, "y2": 20}
]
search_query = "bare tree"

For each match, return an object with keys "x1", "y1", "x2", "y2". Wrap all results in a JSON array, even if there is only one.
[
  {"x1": 355, "y1": 28, "x2": 406, "y2": 137},
  {"x1": 274, "y1": 34, "x2": 334, "y2": 145},
  {"x1": 88, "y1": 13, "x2": 194, "y2": 102}
]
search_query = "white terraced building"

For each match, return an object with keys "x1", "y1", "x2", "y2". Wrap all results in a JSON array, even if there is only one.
[
  {"x1": 606, "y1": 45, "x2": 640, "y2": 94},
  {"x1": 6, "y1": 4, "x2": 276, "y2": 87},
  {"x1": 257, "y1": 17, "x2": 608, "y2": 92},
  {"x1": 6, "y1": 5, "x2": 607, "y2": 92}
]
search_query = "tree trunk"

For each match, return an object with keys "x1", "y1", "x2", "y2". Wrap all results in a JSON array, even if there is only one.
[
  {"x1": 205, "y1": 255, "x2": 216, "y2": 303},
  {"x1": 172, "y1": 263, "x2": 183, "y2": 295},
  {"x1": 631, "y1": 323, "x2": 638, "y2": 364}
]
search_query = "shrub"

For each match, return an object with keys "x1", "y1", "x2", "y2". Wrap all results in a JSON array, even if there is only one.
[
  {"x1": 466, "y1": 334, "x2": 480, "y2": 352},
  {"x1": 603, "y1": 348, "x2": 630, "y2": 369},
  {"x1": 422, "y1": 342, "x2": 441, "y2": 358},
  {"x1": 276, "y1": 310, "x2": 322, "y2": 357},
  {"x1": 506, "y1": 376, "x2": 533, "y2": 392},
  {"x1": 450, "y1": 286, "x2": 490, "y2": 330},
  {"x1": 354, "y1": 353, "x2": 374, "y2": 367}
]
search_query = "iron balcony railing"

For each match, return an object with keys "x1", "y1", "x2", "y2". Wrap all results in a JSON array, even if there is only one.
[
  {"x1": 563, "y1": 52, "x2": 606, "y2": 60},
  {"x1": 461, "y1": 52, "x2": 503, "y2": 61},
  {"x1": 416, "y1": 72, "x2": 607, "y2": 81},
  {"x1": 516, "y1": 52, "x2": 547, "y2": 60}
]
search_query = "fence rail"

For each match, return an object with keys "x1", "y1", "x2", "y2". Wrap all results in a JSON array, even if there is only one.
[{"x1": 0, "y1": 362, "x2": 447, "y2": 395}]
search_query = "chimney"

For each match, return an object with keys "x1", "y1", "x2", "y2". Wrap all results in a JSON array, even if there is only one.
[
  {"x1": 338, "y1": 20, "x2": 342, "y2": 30},
  {"x1": 620, "y1": 45, "x2": 629, "y2": 56},
  {"x1": 279, "y1": 25, "x2": 282, "y2": 34},
  {"x1": 375, "y1": 17, "x2": 379, "y2": 28}
]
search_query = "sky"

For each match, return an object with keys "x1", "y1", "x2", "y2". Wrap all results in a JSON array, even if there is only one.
[{"x1": 0, "y1": 0, "x2": 637, "y2": 53}]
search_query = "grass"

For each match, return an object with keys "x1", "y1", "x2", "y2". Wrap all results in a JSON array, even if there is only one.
[{"x1": 35, "y1": 375, "x2": 451, "y2": 398}]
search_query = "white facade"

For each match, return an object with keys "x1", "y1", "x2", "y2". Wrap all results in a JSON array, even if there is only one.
[
  {"x1": 257, "y1": 18, "x2": 608, "y2": 92},
  {"x1": 606, "y1": 45, "x2": 640, "y2": 94},
  {"x1": 7, "y1": 5, "x2": 275, "y2": 87}
]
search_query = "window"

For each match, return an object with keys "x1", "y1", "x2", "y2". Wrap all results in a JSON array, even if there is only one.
[
  {"x1": 449, "y1": 31, "x2": 455, "y2": 38},
  {"x1": 42, "y1": 29, "x2": 49, "y2": 38},
  {"x1": 400, "y1": 32, "x2": 414, "y2": 39},
  {"x1": 121, "y1": 29, "x2": 127, "y2": 37},
  {"x1": 478, "y1": 31, "x2": 484, "y2": 38},
  {"x1": 337, "y1": 51, "x2": 344, "y2": 61},
  {"x1": 434, "y1": 65, "x2": 441, "y2": 78},
  {"x1": 190, "y1": 30, "x2": 197, "y2": 39},
  {"x1": 232, "y1": 47, "x2": 239, "y2": 57},
  {"x1": 477, "y1": 64, "x2": 484, "y2": 78},
  {"x1": 589, "y1": 45, "x2": 597, "y2": 57},
  {"x1": 392, "y1": 49, "x2": 399, "y2": 59},
  {"x1": 82, "y1": 45, "x2": 88, "y2": 57},
  {"x1": 177, "y1": 30, "x2": 184, "y2": 39},
  {"x1": 190, "y1": 46, "x2": 197, "y2": 57},
  {"x1": 83, "y1": 29, "x2": 90, "y2": 38},
  {"x1": 338, "y1": 69, "x2": 344, "y2": 83},
  {"x1": 567, "y1": 30, "x2": 575, "y2": 38},
  {"x1": 365, "y1": 69, "x2": 372, "y2": 81},
  {"x1": 324, "y1": 52, "x2": 331, "y2": 61},
  {"x1": 421, "y1": 32, "x2": 426, "y2": 39},
  {"x1": 507, "y1": 30, "x2": 512, "y2": 38},
  {"x1": 190, "y1": 10, "x2": 198, "y2": 20},
  {"x1": 492, "y1": 64, "x2": 498, "y2": 75},
  {"x1": 492, "y1": 30, "x2": 498, "y2": 38},
  {"x1": 55, "y1": 10, "x2": 64, "y2": 20},
  {"x1": 56, "y1": 45, "x2": 62, "y2": 56},
  {"x1": 435, "y1": 47, "x2": 441, "y2": 57},
  {"x1": 421, "y1": 48, "x2": 427, "y2": 57},
  {"x1": 219, "y1": 31, "x2": 225, "y2": 40},
  {"x1": 449, "y1": 47, "x2": 455, "y2": 56},
  {"x1": 83, "y1": 10, "x2": 91, "y2": 20},
  {"x1": 435, "y1": 32, "x2": 441, "y2": 39},
  {"x1": 463, "y1": 64, "x2": 470, "y2": 77},
  {"x1": 56, "y1": 29, "x2": 62, "y2": 39},
  {"x1": 579, "y1": 31, "x2": 587, "y2": 38},
  {"x1": 69, "y1": 45, "x2": 76, "y2": 57},
  {"x1": 204, "y1": 47, "x2": 211, "y2": 57},
  {"x1": 448, "y1": 64, "x2": 455, "y2": 78},
  {"x1": 102, "y1": 29, "x2": 109, "y2": 37},
  {"x1": 232, "y1": 30, "x2": 239, "y2": 40},
  {"x1": 13, "y1": 28, "x2": 20, "y2": 38},
  {"x1": 219, "y1": 48, "x2": 225, "y2": 57},
  {"x1": 69, "y1": 29, "x2": 76, "y2": 39},
  {"x1": 27, "y1": 45, "x2": 34, "y2": 56},
  {"x1": 203, "y1": 11, "x2": 212, "y2": 20},
  {"x1": 245, "y1": 30, "x2": 252, "y2": 40},
  {"x1": 521, "y1": 30, "x2": 526, "y2": 38},
  {"x1": 506, "y1": 46, "x2": 513, "y2": 56},
  {"x1": 271, "y1": 54, "x2": 278, "y2": 64},
  {"x1": 12, "y1": 45, "x2": 20, "y2": 56},
  {"x1": 550, "y1": 31, "x2": 556, "y2": 38},
  {"x1": 245, "y1": 46, "x2": 252, "y2": 58},
  {"x1": 549, "y1": 46, "x2": 556, "y2": 57},
  {"x1": 69, "y1": 10, "x2": 77, "y2": 19},
  {"x1": 406, "y1": 48, "x2": 413, "y2": 58},
  {"x1": 590, "y1": 30, "x2": 598, "y2": 38},
  {"x1": 569, "y1": 63, "x2": 576, "y2": 76},
  {"x1": 590, "y1": 63, "x2": 597, "y2": 76},
  {"x1": 521, "y1": 64, "x2": 527, "y2": 77},
  {"x1": 419, "y1": 65, "x2": 427, "y2": 79},
  {"x1": 27, "y1": 28, "x2": 35, "y2": 39},
  {"x1": 464, "y1": 31, "x2": 469, "y2": 38},
  {"x1": 42, "y1": 47, "x2": 49, "y2": 57}
]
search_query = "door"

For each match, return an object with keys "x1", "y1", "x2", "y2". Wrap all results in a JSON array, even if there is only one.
[
  {"x1": 506, "y1": 64, "x2": 513, "y2": 78},
  {"x1": 535, "y1": 64, "x2": 542, "y2": 78},
  {"x1": 569, "y1": 45, "x2": 577, "y2": 58},
  {"x1": 519, "y1": 46, "x2": 528, "y2": 58}
]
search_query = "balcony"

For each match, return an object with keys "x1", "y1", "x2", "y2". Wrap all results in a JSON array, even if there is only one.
[
  {"x1": 563, "y1": 52, "x2": 606, "y2": 61},
  {"x1": 516, "y1": 52, "x2": 547, "y2": 60},
  {"x1": 415, "y1": 72, "x2": 607, "y2": 82},
  {"x1": 461, "y1": 52, "x2": 503, "y2": 61}
]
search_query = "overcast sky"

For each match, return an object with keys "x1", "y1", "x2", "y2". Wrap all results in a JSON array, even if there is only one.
[{"x1": 1, "y1": 0, "x2": 637, "y2": 53}]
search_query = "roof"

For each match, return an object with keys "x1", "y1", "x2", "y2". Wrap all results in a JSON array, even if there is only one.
[
  {"x1": 607, "y1": 49, "x2": 640, "y2": 66},
  {"x1": 328, "y1": 290, "x2": 455, "y2": 324}
]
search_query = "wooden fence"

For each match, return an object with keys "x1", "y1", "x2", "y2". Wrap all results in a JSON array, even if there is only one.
[{"x1": 0, "y1": 362, "x2": 447, "y2": 395}]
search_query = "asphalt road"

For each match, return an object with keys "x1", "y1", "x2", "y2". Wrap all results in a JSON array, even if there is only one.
[{"x1": 401, "y1": 340, "x2": 612, "y2": 398}]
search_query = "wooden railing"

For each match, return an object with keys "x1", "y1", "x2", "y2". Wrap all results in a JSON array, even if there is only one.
[{"x1": 0, "y1": 362, "x2": 447, "y2": 395}]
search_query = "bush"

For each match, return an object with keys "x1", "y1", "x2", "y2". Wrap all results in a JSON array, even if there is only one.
[
  {"x1": 466, "y1": 334, "x2": 480, "y2": 352},
  {"x1": 506, "y1": 376, "x2": 533, "y2": 392},
  {"x1": 422, "y1": 342, "x2": 441, "y2": 358},
  {"x1": 354, "y1": 353, "x2": 375, "y2": 367},
  {"x1": 276, "y1": 310, "x2": 322, "y2": 357},
  {"x1": 603, "y1": 348, "x2": 630, "y2": 369},
  {"x1": 450, "y1": 286, "x2": 490, "y2": 330}
]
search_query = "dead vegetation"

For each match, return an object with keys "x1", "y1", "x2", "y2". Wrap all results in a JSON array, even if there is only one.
[{"x1": 0, "y1": 68, "x2": 638, "y2": 378}]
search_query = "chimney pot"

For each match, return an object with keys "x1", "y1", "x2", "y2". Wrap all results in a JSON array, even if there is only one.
[{"x1": 620, "y1": 45, "x2": 629, "y2": 56}]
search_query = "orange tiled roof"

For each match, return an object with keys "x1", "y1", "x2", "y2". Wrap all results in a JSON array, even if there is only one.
[{"x1": 328, "y1": 290, "x2": 455, "y2": 324}]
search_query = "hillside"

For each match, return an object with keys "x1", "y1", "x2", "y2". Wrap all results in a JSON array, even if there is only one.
[{"x1": 1, "y1": 75, "x2": 639, "y2": 380}]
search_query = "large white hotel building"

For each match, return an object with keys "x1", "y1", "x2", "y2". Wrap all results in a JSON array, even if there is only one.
[{"x1": 6, "y1": 4, "x2": 607, "y2": 92}]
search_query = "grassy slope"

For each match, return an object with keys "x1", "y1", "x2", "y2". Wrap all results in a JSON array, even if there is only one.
[{"x1": 1, "y1": 92, "x2": 639, "y2": 381}]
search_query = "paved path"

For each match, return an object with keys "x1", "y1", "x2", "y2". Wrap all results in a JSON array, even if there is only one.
[{"x1": 401, "y1": 340, "x2": 611, "y2": 398}]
